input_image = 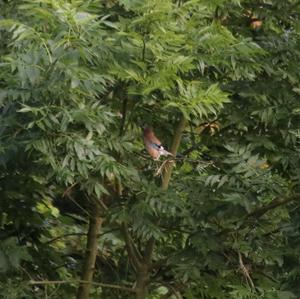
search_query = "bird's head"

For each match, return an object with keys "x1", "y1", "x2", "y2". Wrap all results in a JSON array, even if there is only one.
[{"x1": 142, "y1": 126, "x2": 155, "y2": 137}]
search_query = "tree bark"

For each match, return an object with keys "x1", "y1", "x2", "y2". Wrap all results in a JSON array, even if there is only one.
[
  {"x1": 135, "y1": 266, "x2": 149, "y2": 299},
  {"x1": 76, "y1": 204, "x2": 103, "y2": 299},
  {"x1": 162, "y1": 116, "x2": 186, "y2": 190}
]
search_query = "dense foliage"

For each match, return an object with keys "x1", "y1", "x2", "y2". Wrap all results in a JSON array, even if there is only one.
[{"x1": 0, "y1": 0, "x2": 299, "y2": 298}]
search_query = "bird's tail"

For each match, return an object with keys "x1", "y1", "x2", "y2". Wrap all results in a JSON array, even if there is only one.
[{"x1": 159, "y1": 148, "x2": 173, "y2": 157}]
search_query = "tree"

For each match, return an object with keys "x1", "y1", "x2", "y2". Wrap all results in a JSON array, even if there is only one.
[{"x1": 0, "y1": 0, "x2": 299, "y2": 299}]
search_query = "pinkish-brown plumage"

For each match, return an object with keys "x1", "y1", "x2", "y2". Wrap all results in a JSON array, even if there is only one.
[{"x1": 143, "y1": 127, "x2": 172, "y2": 160}]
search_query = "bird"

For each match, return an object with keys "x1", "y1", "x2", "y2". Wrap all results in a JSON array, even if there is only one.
[{"x1": 143, "y1": 127, "x2": 173, "y2": 160}]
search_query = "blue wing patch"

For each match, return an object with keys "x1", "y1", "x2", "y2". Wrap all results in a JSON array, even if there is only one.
[{"x1": 150, "y1": 143, "x2": 162, "y2": 150}]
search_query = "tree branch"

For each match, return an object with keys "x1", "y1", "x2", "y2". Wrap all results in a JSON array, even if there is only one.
[
  {"x1": 29, "y1": 280, "x2": 135, "y2": 293},
  {"x1": 45, "y1": 233, "x2": 86, "y2": 244},
  {"x1": 218, "y1": 194, "x2": 299, "y2": 236},
  {"x1": 162, "y1": 116, "x2": 187, "y2": 190},
  {"x1": 144, "y1": 238, "x2": 155, "y2": 265},
  {"x1": 246, "y1": 194, "x2": 299, "y2": 220},
  {"x1": 238, "y1": 251, "x2": 255, "y2": 290},
  {"x1": 45, "y1": 229, "x2": 120, "y2": 245},
  {"x1": 121, "y1": 223, "x2": 143, "y2": 270},
  {"x1": 141, "y1": 37, "x2": 146, "y2": 61}
]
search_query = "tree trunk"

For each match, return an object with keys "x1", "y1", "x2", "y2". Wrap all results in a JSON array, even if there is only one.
[
  {"x1": 76, "y1": 205, "x2": 103, "y2": 299},
  {"x1": 135, "y1": 267, "x2": 149, "y2": 299}
]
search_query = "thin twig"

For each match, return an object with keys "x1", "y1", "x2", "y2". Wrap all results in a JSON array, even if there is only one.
[
  {"x1": 119, "y1": 97, "x2": 128, "y2": 136},
  {"x1": 20, "y1": 266, "x2": 33, "y2": 280},
  {"x1": 142, "y1": 37, "x2": 146, "y2": 61},
  {"x1": 62, "y1": 183, "x2": 78, "y2": 198},
  {"x1": 63, "y1": 190, "x2": 91, "y2": 218},
  {"x1": 45, "y1": 229, "x2": 120, "y2": 244},
  {"x1": 238, "y1": 251, "x2": 255, "y2": 290},
  {"x1": 96, "y1": 197, "x2": 108, "y2": 211},
  {"x1": 155, "y1": 159, "x2": 172, "y2": 176},
  {"x1": 45, "y1": 233, "x2": 86, "y2": 244},
  {"x1": 160, "y1": 290, "x2": 172, "y2": 299},
  {"x1": 28, "y1": 280, "x2": 135, "y2": 293},
  {"x1": 160, "y1": 283, "x2": 181, "y2": 299}
]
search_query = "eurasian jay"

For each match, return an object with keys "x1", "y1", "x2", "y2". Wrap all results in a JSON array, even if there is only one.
[{"x1": 143, "y1": 127, "x2": 173, "y2": 160}]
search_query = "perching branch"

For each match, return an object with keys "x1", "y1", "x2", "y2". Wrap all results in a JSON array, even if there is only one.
[{"x1": 161, "y1": 116, "x2": 187, "y2": 190}]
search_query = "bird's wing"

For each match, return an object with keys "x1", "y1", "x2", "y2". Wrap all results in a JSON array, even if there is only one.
[{"x1": 150, "y1": 143, "x2": 162, "y2": 150}]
